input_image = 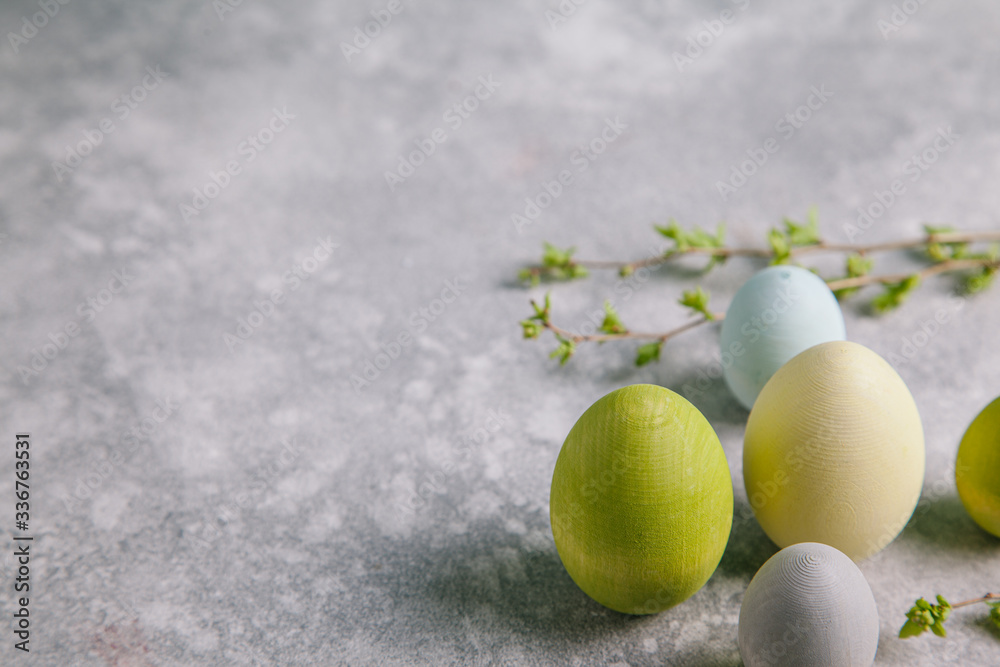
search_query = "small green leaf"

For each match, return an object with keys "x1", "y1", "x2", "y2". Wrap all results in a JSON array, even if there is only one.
[
  {"x1": 847, "y1": 253, "x2": 874, "y2": 278},
  {"x1": 935, "y1": 595, "x2": 951, "y2": 609},
  {"x1": 899, "y1": 619, "x2": 926, "y2": 639},
  {"x1": 872, "y1": 274, "x2": 921, "y2": 313},
  {"x1": 679, "y1": 286, "x2": 714, "y2": 320},
  {"x1": 549, "y1": 336, "x2": 575, "y2": 365},
  {"x1": 537, "y1": 243, "x2": 588, "y2": 282},
  {"x1": 926, "y1": 242, "x2": 949, "y2": 263},
  {"x1": 833, "y1": 287, "x2": 854, "y2": 302},
  {"x1": 542, "y1": 242, "x2": 573, "y2": 267},
  {"x1": 961, "y1": 265, "x2": 997, "y2": 295},
  {"x1": 923, "y1": 224, "x2": 968, "y2": 262},
  {"x1": 833, "y1": 253, "x2": 875, "y2": 300},
  {"x1": 619, "y1": 264, "x2": 634, "y2": 278},
  {"x1": 653, "y1": 220, "x2": 727, "y2": 271},
  {"x1": 635, "y1": 341, "x2": 662, "y2": 366},
  {"x1": 655, "y1": 219, "x2": 689, "y2": 251},
  {"x1": 599, "y1": 301, "x2": 628, "y2": 334},
  {"x1": 529, "y1": 293, "x2": 551, "y2": 320},
  {"x1": 930, "y1": 622, "x2": 947, "y2": 638},
  {"x1": 989, "y1": 604, "x2": 1000, "y2": 629},
  {"x1": 687, "y1": 224, "x2": 724, "y2": 249},
  {"x1": 767, "y1": 228, "x2": 791, "y2": 264},
  {"x1": 654, "y1": 220, "x2": 725, "y2": 266},
  {"x1": 520, "y1": 319, "x2": 542, "y2": 339},
  {"x1": 715, "y1": 222, "x2": 727, "y2": 246},
  {"x1": 923, "y1": 224, "x2": 955, "y2": 236},
  {"x1": 704, "y1": 222, "x2": 728, "y2": 270},
  {"x1": 523, "y1": 294, "x2": 554, "y2": 337},
  {"x1": 806, "y1": 205, "x2": 818, "y2": 227},
  {"x1": 947, "y1": 242, "x2": 968, "y2": 259},
  {"x1": 784, "y1": 208, "x2": 821, "y2": 246}
]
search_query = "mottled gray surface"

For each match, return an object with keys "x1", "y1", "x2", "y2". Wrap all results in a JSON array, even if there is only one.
[{"x1": 1, "y1": 1, "x2": 999, "y2": 665}]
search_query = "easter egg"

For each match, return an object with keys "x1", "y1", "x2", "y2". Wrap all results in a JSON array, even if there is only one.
[
  {"x1": 550, "y1": 384, "x2": 733, "y2": 614},
  {"x1": 720, "y1": 265, "x2": 846, "y2": 410},
  {"x1": 738, "y1": 542, "x2": 879, "y2": 667},
  {"x1": 956, "y1": 396, "x2": 1000, "y2": 537},
  {"x1": 743, "y1": 341, "x2": 925, "y2": 560}
]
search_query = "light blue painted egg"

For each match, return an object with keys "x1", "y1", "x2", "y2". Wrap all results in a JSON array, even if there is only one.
[{"x1": 720, "y1": 265, "x2": 845, "y2": 410}]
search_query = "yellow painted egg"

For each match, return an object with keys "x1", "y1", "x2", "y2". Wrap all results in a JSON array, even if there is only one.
[{"x1": 743, "y1": 341, "x2": 925, "y2": 560}]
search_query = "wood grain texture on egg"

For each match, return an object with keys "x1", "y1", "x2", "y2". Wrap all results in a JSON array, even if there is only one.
[
  {"x1": 744, "y1": 341, "x2": 924, "y2": 560},
  {"x1": 550, "y1": 384, "x2": 733, "y2": 614},
  {"x1": 956, "y1": 395, "x2": 1000, "y2": 537},
  {"x1": 720, "y1": 265, "x2": 846, "y2": 410},
  {"x1": 738, "y1": 542, "x2": 879, "y2": 667}
]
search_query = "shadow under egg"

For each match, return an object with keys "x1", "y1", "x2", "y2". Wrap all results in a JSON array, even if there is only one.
[
  {"x1": 901, "y1": 493, "x2": 1000, "y2": 554},
  {"x1": 713, "y1": 500, "x2": 778, "y2": 581}
]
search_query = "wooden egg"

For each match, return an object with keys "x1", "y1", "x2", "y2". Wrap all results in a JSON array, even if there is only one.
[
  {"x1": 738, "y1": 542, "x2": 879, "y2": 667},
  {"x1": 956, "y1": 395, "x2": 1000, "y2": 537},
  {"x1": 720, "y1": 265, "x2": 846, "y2": 410},
  {"x1": 550, "y1": 384, "x2": 733, "y2": 614},
  {"x1": 744, "y1": 341, "x2": 925, "y2": 560}
]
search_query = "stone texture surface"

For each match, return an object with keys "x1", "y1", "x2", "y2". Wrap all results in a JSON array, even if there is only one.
[{"x1": 0, "y1": 1, "x2": 998, "y2": 665}]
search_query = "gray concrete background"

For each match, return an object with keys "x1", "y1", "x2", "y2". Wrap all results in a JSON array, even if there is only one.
[{"x1": 1, "y1": 0, "x2": 998, "y2": 665}]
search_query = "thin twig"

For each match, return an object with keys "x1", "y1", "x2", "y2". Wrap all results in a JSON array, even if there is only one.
[
  {"x1": 826, "y1": 258, "x2": 999, "y2": 291},
  {"x1": 952, "y1": 593, "x2": 1000, "y2": 610},
  {"x1": 793, "y1": 231, "x2": 1000, "y2": 256},
  {"x1": 559, "y1": 230, "x2": 1000, "y2": 274},
  {"x1": 530, "y1": 256, "x2": 996, "y2": 345},
  {"x1": 530, "y1": 299, "x2": 724, "y2": 344}
]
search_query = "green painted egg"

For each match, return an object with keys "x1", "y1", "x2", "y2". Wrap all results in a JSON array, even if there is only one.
[
  {"x1": 549, "y1": 384, "x2": 734, "y2": 614},
  {"x1": 956, "y1": 396, "x2": 1000, "y2": 538}
]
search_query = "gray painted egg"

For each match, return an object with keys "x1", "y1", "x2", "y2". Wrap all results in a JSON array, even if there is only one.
[{"x1": 738, "y1": 542, "x2": 879, "y2": 666}]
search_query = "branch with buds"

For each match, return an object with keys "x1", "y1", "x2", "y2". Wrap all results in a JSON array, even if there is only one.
[
  {"x1": 900, "y1": 593, "x2": 1000, "y2": 639},
  {"x1": 518, "y1": 209, "x2": 999, "y2": 366}
]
